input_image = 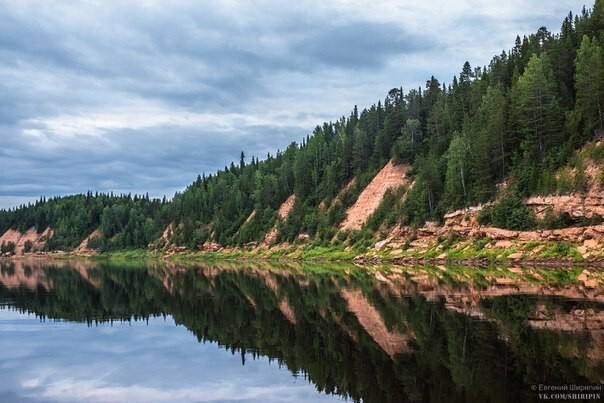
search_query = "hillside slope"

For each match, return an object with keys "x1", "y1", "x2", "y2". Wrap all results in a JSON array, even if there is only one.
[
  {"x1": 0, "y1": 227, "x2": 53, "y2": 256},
  {"x1": 1, "y1": 2, "x2": 604, "y2": 254},
  {"x1": 340, "y1": 161, "x2": 410, "y2": 231}
]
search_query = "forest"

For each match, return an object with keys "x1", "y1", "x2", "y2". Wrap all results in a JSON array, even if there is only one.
[{"x1": 1, "y1": 1, "x2": 604, "y2": 252}]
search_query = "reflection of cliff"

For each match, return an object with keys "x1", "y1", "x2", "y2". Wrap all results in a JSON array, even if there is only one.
[
  {"x1": 0, "y1": 261, "x2": 52, "y2": 290},
  {"x1": 524, "y1": 303, "x2": 604, "y2": 364},
  {"x1": 0, "y1": 258, "x2": 101, "y2": 290},
  {"x1": 341, "y1": 289, "x2": 411, "y2": 357},
  {"x1": 370, "y1": 265, "x2": 604, "y2": 312},
  {"x1": 1, "y1": 260, "x2": 603, "y2": 401},
  {"x1": 527, "y1": 305, "x2": 604, "y2": 364}
]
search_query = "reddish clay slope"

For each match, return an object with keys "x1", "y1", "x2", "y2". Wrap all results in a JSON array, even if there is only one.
[
  {"x1": 340, "y1": 161, "x2": 409, "y2": 231},
  {"x1": 263, "y1": 194, "x2": 296, "y2": 245},
  {"x1": 0, "y1": 227, "x2": 53, "y2": 255}
]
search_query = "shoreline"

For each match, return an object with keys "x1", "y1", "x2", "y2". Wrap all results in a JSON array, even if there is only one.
[{"x1": 5, "y1": 245, "x2": 604, "y2": 269}]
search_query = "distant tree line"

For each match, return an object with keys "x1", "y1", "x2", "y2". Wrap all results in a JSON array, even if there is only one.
[{"x1": 0, "y1": 192, "x2": 170, "y2": 251}]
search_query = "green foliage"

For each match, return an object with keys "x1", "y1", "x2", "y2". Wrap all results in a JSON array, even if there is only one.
[
  {"x1": 1, "y1": 241, "x2": 16, "y2": 255},
  {"x1": 552, "y1": 241, "x2": 573, "y2": 256},
  {"x1": 472, "y1": 238, "x2": 490, "y2": 251},
  {"x1": 364, "y1": 188, "x2": 399, "y2": 231},
  {"x1": 573, "y1": 157, "x2": 588, "y2": 193},
  {"x1": 440, "y1": 232, "x2": 461, "y2": 250},
  {"x1": 443, "y1": 133, "x2": 470, "y2": 209},
  {"x1": 556, "y1": 168, "x2": 574, "y2": 195},
  {"x1": 392, "y1": 119, "x2": 423, "y2": 164},
  {"x1": 0, "y1": 193, "x2": 170, "y2": 252},
  {"x1": 575, "y1": 35, "x2": 604, "y2": 134},
  {"x1": 484, "y1": 187, "x2": 536, "y2": 230},
  {"x1": 539, "y1": 211, "x2": 573, "y2": 229},
  {"x1": 586, "y1": 141, "x2": 604, "y2": 162},
  {"x1": 23, "y1": 240, "x2": 33, "y2": 253},
  {"x1": 513, "y1": 54, "x2": 564, "y2": 161},
  {"x1": 86, "y1": 235, "x2": 105, "y2": 250}
]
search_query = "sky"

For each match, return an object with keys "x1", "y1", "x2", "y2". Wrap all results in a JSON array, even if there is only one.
[
  {"x1": 0, "y1": 310, "x2": 339, "y2": 402},
  {"x1": 0, "y1": 0, "x2": 587, "y2": 209}
]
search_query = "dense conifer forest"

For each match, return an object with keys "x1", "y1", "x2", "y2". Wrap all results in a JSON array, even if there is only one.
[{"x1": 2, "y1": 1, "x2": 604, "y2": 251}]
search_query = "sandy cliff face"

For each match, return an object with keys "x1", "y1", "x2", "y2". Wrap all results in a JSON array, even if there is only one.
[
  {"x1": 262, "y1": 194, "x2": 296, "y2": 246},
  {"x1": 340, "y1": 161, "x2": 410, "y2": 231},
  {"x1": 74, "y1": 229, "x2": 102, "y2": 253},
  {"x1": 0, "y1": 227, "x2": 53, "y2": 255}
]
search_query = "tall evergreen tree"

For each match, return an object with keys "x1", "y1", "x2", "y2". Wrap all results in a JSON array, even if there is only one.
[
  {"x1": 575, "y1": 35, "x2": 604, "y2": 134},
  {"x1": 513, "y1": 54, "x2": 564, "y2": 161}
]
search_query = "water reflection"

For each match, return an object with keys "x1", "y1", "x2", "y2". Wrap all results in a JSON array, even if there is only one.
[{"x1": 0, "y1": 259, "x2": 603, "y2": 402}]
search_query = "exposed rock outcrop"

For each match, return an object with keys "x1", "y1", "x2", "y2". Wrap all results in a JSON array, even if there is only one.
[
  {"x1": 340, "y1": 161, "x2": 410, "y2": 231},
  {"x1": 0, "y1": 227, "x2": 53, "y2": 256},
  {"x1": 74, "y1": 229, "x2": 102, "y2": 254},
  {"x1": 526, "y1": 194, "x2": 604, "y2": 219},
  {"x1": 262, "y1": 194, "x2": 296, "y2": 245}
]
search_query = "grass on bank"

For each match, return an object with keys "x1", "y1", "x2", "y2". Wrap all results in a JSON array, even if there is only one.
[{"x1": 76, "y1": 232, "x2": 600, "y2": 266}]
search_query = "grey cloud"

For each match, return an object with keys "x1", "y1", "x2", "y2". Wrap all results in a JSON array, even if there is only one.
[
  {"x1": 0, "y1": 5, "x2": 263, "y2": 112},
  {"x1": 0, "y1": 122, "x2": 306, "y2": 202},
  {"x1": 292, "y1": 21, "x2": 435, "y2": 69},
  {"x1": 0, "y1": 3, "x2": 428, "y2": 113}
]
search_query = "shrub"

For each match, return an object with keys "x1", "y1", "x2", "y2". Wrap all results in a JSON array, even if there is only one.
[
  {"x1": 441, "y1": 233, "x2": 460, "y2": 250},
  {"x1": 1, "y1": 241, "x2": 16, "y2": 255},
  {"x1": 490, "y1": 187, "x2": 535, "y2": 230},
  {"x1": 327, "y1": 202, "x2": 346, "y2": 226},
  {"x1": 588, "y1": 142, "x2": 604, "y2": 162},
  {"x1": 556, "y1": 169, "x2": 573, "y2": 195},
  {"x1": 573, "y1": 158, "x2": 588, "y2": 193},
  {"x1": 477, "y1": 205, "x2": 493, "y2": 226},
  {"x1": 345, "y1": 230, "x2": 363, "y2": 245},
  {"x1": 539, "y1": 211, "x2": 572, "y2": 230},
  {"x1": 86, "y1": 235, "x2": 106, "y2": 250},
  {"x1": 336, "y1": 230, "x2": 348, "y2": 242},
  {"x1": 23, "y1": 240, "x2": 33, "y2": 253},
  {"x1": 472, "y1": 238, "x2": 490, "y2": 251}
]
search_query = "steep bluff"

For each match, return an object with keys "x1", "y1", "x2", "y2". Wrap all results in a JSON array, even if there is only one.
[
  {"x1": 340, "y1": 161, "x2": 410, "y2": 231},
  {"x1": 0, "y1": 227, "x2": 53, "y2": 256}
]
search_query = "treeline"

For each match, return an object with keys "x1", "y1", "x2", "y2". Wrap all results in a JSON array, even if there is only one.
[
  {"x1": 1, "y1": 1, "x2": 604, "y2": 250},
  {"x1": 0, "y1": 193, "x2": 170, "y2": 250}
]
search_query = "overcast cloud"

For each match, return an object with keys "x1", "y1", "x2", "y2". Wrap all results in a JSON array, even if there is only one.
[{"x1": 0, "y1": 0, "x2": 586, "y2": 208}]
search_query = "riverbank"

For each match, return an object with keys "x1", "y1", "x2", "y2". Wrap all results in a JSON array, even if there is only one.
[
  {"x1": 4, "y1": 232, "x2": 604, "y2": 271},
  {"x1": 4, "y1": 244, "x2": 604, "y2": 290},
  {"x1": 7, "y1": 237, "x2": 596, "y2": 269}
]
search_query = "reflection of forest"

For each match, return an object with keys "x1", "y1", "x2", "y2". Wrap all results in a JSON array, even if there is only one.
[{"x1": 1, "y1": 259, "x2": 603, "y2": 402}]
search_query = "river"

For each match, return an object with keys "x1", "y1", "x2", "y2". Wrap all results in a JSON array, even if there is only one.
[{"x1": 0, "y1": 259, "x2": 602, "y2": 402}]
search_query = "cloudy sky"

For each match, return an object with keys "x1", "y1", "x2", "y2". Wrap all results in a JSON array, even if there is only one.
[
  {"x1": 0, "y1": 311, "x2": 338, "y2": 402},
  {"x1": 0, "y1": 0, "x2": 586, "y2": 209}
]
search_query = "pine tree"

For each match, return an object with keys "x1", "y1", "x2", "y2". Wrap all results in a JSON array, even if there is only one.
[
  {"x1": 444, "y1": 133, "x2": 469, "y2": 209},
  {"x1": 513, "y1": 54, "x2": 563, "y2": 161},
  {"x1": 575, "y1": 35, "x2": 604, "y2": 133}
]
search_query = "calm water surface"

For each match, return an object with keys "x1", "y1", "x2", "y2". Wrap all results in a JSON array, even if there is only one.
[{"x1": 0, "y1": 259, "x2": 602, "y2": 402}]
